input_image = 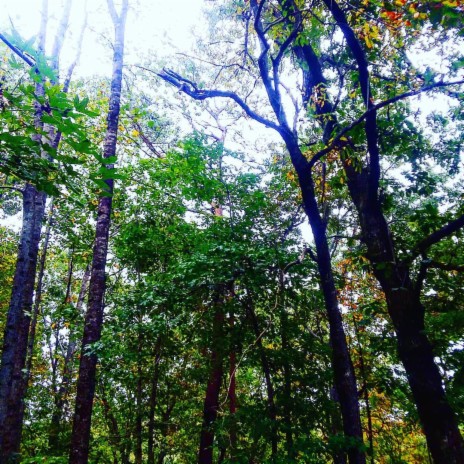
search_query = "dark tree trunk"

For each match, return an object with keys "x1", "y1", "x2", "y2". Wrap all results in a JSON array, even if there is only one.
[
  {"x1": 198, "y1": 295, "x2": 225, "y2": 464},
  {"x1": 282, "y1": 133, "x2": 365, "y2": 464},
  {"x1": 157, "y1": 401, "x2": 175, "y2": 464},
  {"x1": 147, "y1": 337, "x2": 162, "y2": 464},
  {"x1": 135, "y1": 322, "x2": 143, "y2": 464},
  {"x1": 0, "y1": 184, "x2": 47, "y2": 462},
  {"x1": 23, "y1": 201, "x2": 54, "y2": 390},
  {"x1": 278, "y1": 272, "x2": 295, "y2": 462},
  {"x1": 228, "y1": 308, "x2": 237, "y2": 457},
  {"x1": 345, "y1": 167, "x2": 464, "y2": 464},
  {"x1": 69, "y1": 2, "x2": 128, "y2": 462}
]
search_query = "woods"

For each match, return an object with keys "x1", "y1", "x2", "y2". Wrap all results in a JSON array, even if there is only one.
[{"x1": 0, "y1": 0, "x2": 463, "y2": 462}]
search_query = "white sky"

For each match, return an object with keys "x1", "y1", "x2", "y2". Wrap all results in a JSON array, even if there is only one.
[{"x1": 0, "y1": 0, "x2": 205, "y2": 77}]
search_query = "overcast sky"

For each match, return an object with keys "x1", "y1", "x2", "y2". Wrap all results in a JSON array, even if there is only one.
[{"x1": 0, "y1": 0, "x2": 205, "y2": 77}]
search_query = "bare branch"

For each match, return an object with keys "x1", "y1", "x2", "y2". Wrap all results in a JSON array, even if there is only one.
[{"x1": 158, "y1": 68, "x2": 282, "y2": 132}]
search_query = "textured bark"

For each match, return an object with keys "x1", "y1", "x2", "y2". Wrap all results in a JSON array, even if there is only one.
[
  {"x1": 0, "y1": 6, "x2": 50, "y2": 458},
  {"x1": 0, "y1": 184, "x2": 47, "y2": 462},
  {"x1": 69, "y1": 2, "x2": 128, "y2": 462}
]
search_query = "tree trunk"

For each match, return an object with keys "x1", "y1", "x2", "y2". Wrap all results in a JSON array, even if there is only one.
[
  {"x1": 344, "y1": 168, "x2": 464, "y2": 464},
  {"x1": 23, "y1": 201, "x2": 54, "y2": 390},
  {"x1": 135, "y1": 321, "x2": 143, "y2": 464},
  {"x1": 69, "y1": 2, "x2": 128, "y2": 462},
  {"x1": 0, "y1": 184, "x2": 47, "y2": 462},
  {"x1": 198, "y1": 293, "x2": 225, "y2": 464},
  {"x1": 282, "y1": 134, "x2": 365, "y2": 464},
  {"x1": 148, "y1": 337, "x2": 163, "y2": 464},
  {"x1": 99, "y1": 386, "x2": 129, "y2": 464}
]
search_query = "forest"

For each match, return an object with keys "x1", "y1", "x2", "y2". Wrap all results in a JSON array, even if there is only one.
[{"x1": 0, "y1": 0, "x2": 463, "y2": 463}]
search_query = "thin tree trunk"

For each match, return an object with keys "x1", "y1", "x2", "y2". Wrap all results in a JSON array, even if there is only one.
[
  {"x1": 198, "y1": 291, "x2": 225, "y2": 464},
  {"x1": 99, "y1": 386, "x2": 129, "y2": 464},
  {"x1": 351, "y1": 306, "x2": 374, "y2": 464},
  {"x1": 157, "y1": 401, "x2": 175, "y2": 464},
  {"x1": 228, "y1": 308, "x2": 237, "y2": 456},
  {"x1": 278, "y1": 271, "x2": 295, "y2": 461},
  {"x1": 135, "y1": 315, "x2": 143, "y2": 464},
  {"x1": 147, "y1": 337, "x2": 163, "y2": 464},
  {"x1": 48, "y1": 264, "x2": 90, "y2": 453},
  {"x1": 69, "y1": 2, "x2": 128, "y2": 462},
  {"x1": 23, "y1": 200, "x2": 54, "y2": 388}
]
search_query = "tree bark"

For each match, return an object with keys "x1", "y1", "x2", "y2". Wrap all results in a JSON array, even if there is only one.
[
  {"x1": 0, "y1": 184, "x2": 47, "y2": 462},
  {"x1": 69, "y1": 1, "x2": 128, "y2": 462}
]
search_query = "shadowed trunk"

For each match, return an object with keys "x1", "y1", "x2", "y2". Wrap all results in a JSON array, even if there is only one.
[
  {"x1": 147, "y1": 337, "x2": 163, "y2": 464},
  {"x1": 198, "y1": 290, "x2": 225, "y2": 464}
]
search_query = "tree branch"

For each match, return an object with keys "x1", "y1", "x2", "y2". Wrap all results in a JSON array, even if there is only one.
[
  {"x1": 307, "y1": 79, "x2": 464, "y2": 169},
  {"x1": 157, "y1": 68, "x2": 282, "y2": 132},
  {"x1": 410, "y1": 213, "x2": 464, "y2": 259},
  {"x1": 0, "y1": 33, "x2": 35, "y2": 67}
]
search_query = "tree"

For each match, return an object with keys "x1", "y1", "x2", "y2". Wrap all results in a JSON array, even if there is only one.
[
  {"x1": 0, "y1": 1, "x2": 75, "y2": 460},
  {"x1": 69, "y1": 0, "x2": 129, "y2": 462},
  {"x1": 158, "y1": 0, "x2": 464, "y2": 461}
]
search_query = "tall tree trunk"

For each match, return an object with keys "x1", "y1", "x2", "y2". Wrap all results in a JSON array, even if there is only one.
[
  {"x1": 147, "y1": 337, "x2": 163, "y2": 464},
  {"x1": 198, "y1": 291, "x2": 225, "y2": 464},
  {"x1": 345, "y1": 166, "x2": 464, "y2": 464},
  {"x1": 69, "y1": 2, "x2": 128, "y2": 462},
  {"x1": 0, "y1": 184, "x2": 47, "y2": 462},
  {"x1": 250, "y1": 4, "x2": 365, "y2": 460},
  {"x1": 0, "y1": 5, "x2": 49, "y2": 458}
]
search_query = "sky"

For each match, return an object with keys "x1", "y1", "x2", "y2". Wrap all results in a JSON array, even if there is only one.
[{"x1": 0, "y1": 0, "x2": 206, "y2": 77}]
